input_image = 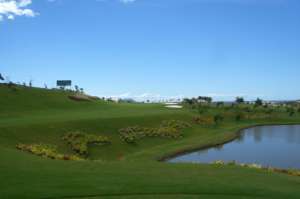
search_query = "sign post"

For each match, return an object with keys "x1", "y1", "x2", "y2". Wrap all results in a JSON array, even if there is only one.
[{"x1": 57, "y1": 80, "x2": 72, "y2": 89}]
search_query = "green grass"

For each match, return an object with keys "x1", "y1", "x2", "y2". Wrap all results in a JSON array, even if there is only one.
[{"x1": 1, "y1": 84, "x2": 300, "y2": 199}]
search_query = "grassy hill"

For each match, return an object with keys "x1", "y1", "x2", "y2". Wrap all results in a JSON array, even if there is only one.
[{"x1": 1, "y1": 83, "x2": 300, "y2": 199}]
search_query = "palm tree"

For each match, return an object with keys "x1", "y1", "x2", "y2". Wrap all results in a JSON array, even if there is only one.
[
  {"x1": 236, "y1": 97, "x2": 244, "y2": 104},
  {"x1": 75, "y1": 85, "x2": 79, "y2": 93},
  {"x1": 0, "y1": 73, "x2": 4, "y2": 81},
  {"x1": 255, "y1": 98, "x2": 263, "y2": 106}
]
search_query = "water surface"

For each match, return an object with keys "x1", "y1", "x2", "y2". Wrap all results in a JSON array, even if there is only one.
[{"x1": 168, "y1": 125, "x2": 300, "y2": 169}]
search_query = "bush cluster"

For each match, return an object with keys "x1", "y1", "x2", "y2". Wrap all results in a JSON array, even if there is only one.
[
  {"x1": 16, "y1": 143, "x2": 83, "y2": 161},
  {"x1": 119, "y1": 126, "x2": 145, "y2": 143},
  {"x1": 119, "y1": 120, "x2": 191, "y2": 143},
  {"x1": 235, "y1": 112, "x2": 246, "y2": 121},
  {"x1": 193, "y1": 116, "x2": 215, "y2": 126},
  {"x1": 62, "y1": 132, "x2": 110, "y2": 156},
  {"x1": 160, "y1": 120, "x2": 191, "y2": 129},
  {"x1": 212, "y1": 160, "x2": 300, "y2": 177},
  {"x1": 213, "y1": 114, "x2": 224, "y2": 124}
]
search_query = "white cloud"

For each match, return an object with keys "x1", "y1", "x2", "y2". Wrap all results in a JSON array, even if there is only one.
[
  {"x1": 18, "y1": 0, "x2": 31, "y2": 7},
  {"x1": 7, "y1": 13, "x2": 14, "y2": 19},
  {"x1": 0, "y1": 0, "x2": 37, "y2": 21}
]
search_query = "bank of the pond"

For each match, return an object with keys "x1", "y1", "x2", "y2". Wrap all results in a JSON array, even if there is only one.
[{"x1": 159, "y1": 122, "x2": 300, "y2": 162}]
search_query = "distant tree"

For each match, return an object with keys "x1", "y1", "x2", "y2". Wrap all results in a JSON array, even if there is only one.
[
  {"x1": 214, "y1": 114, "x2": 224, "y2": 125},
  {"x1": 8, "y1": 81, "x2": 14, "y2": 87},
  {"x1": 236, "y1": 97, "x2": 245, "y2": 104},
  {"x1": 216, "y1": 102, "x2": 224, "y2": 107},
  {"x1": 80, "y1": 88, "x2": 84, "y2": 93},
  {"x1": 75, "y1": 85, "x2": 79, "y2": 93},
  {"x1": 106, "y1": 97, "x2": 113, "y2": 102},
  {"x1": 289, "y1": 110, "x2": 295, "y2": 117},
  {"x1": 44, "y1": 84, "x2": 48, "y2": 89},
  {"x1": 198, "y1": 96, "x2": 212, "y2": 103},
  {"x1": 29, "y1": 80, "x2": 33, "y2": 87},
  {"x1": 0, "y1": 73, "x2": 5, "y2": 81},
  {"x1": 255, "y1": 98, "x2": 263, "y2": 106},
  {"x1": 197, "y1": 105, "x2": 208, "y2": 114},
  {"x1": 244, "y1": 107, "x2": 252, "y2": 113},
  {"x1": 286, "y1": 107, "x2": 295, "y2": 117},
  {"x1": 265, "y1": 108, "x2": 274, "y2": 118},
  {"x1": 23, "y1": 82, "x2": 26, "y2": 87},
  {"x1": 235, "y1": 112, "x2": 245, "y2": 121},
  {"x1": 183, "y1": 98, "x2": 193, "y2": 105},
  {"x1": 120, "y1": 98, "x2": 136, "y2": 103}
]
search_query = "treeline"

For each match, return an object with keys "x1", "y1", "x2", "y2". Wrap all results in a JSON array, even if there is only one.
[
  {"x1": 182, "y1": 96, "x2": 265, "y2": 107},
  {"x1": 182, "y1": 96, "x2": 213, "y2": 105}
]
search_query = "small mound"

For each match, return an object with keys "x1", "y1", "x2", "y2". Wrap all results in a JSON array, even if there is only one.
[{"x1": 68, "y1": 94, "x2": 100, "y2": 102}]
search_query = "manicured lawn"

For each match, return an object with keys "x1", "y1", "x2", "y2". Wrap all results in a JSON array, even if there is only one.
[{"x1": 1, "y1": 84, "x2": 300, "y2": 199}]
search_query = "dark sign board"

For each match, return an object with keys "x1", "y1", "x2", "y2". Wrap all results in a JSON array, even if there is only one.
[{"x1": 57, "y1": 80, "x2": 72, "y2": 87}]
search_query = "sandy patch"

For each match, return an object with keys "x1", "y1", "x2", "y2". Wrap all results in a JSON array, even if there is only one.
[{"x1": 165, "y1": 105, "x2": 183, "y2": 109}]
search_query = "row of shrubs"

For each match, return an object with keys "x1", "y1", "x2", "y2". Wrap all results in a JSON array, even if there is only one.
[
  {"x1": 212, "y1": 160, "x2": 300, "y2": 177},
  {"x1": 192, "y1": 111, "x2": 272, "y2": 126},
  {"x1": 193, "y1": 116, "x2": 215, "y2": 126},
  {"x1": 193, "y1": 114, "x2": 228, "y2": 125},
  {"x1": 62, "y1": 132, "x2": 110, "y2": 156},
  {"x1": 160, "y1": 120, "x2": 191, "y2": 129},
  {"x1": 192, "y1": 104, "x2": 299, "y2": 125},
  {"x1": 119, "y1": 120, "x2": 191, "y2": 143},
  {"x1": 16, "y1": 144, "x2": 83, "y2": 161}
]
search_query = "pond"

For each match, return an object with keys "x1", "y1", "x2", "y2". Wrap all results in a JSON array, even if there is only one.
[{"x1": 168, "y1": 125, "x2": 300, "y2": 169}]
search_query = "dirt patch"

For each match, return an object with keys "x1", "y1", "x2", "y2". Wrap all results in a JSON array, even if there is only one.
[{"x1": 68, "y1": 94, "x2": 100, "y2": 102}]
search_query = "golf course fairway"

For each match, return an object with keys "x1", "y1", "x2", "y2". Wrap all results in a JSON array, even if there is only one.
[{"x1": 1, "y1": 84, "x2": 300, "y2": 199}]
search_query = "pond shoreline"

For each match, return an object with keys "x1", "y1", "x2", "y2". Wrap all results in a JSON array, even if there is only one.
[{"x1": 159, "y1": 122, "x2": 300, "y2": 162}]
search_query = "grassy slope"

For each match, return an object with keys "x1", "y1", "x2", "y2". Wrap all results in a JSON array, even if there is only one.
[{"x1": 1, "y1": 84, "x2": 300, "y2": 199}]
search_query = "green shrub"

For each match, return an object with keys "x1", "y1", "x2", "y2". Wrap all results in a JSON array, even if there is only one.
[
  {"x1": 160, "y1": 120, "x2": 191, "y2": 129},
  {"x1": 214, "y1": 114, "x2": 224, "y2": 125},
  {"x1": 119, "y1": 120, "x2": 191, "y2": 143},
  {"x1": 16, "y1": 143, "x2": 83, "y2": 161},
  {"x1": 193, "y1": 116, "x2": 215, "y2": 126},
  {"x1": 62, "y1": 132, "x2": 110, "y2": 155},
  {"x1": 235, "y1": 112, "x2": 245, "y2": 121},
  {"x1": 211, "y1": 160, "x2": 300, "y2": 177}
]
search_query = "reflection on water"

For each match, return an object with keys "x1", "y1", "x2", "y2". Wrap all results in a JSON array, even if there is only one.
[{"x1": 168, "y1": 125, "x2": 300, "y2": 169}]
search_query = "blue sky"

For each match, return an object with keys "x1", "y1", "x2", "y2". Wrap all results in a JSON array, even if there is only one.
[{"x1": 1, "y1": 0, "x2": 300, "y2": 101}]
